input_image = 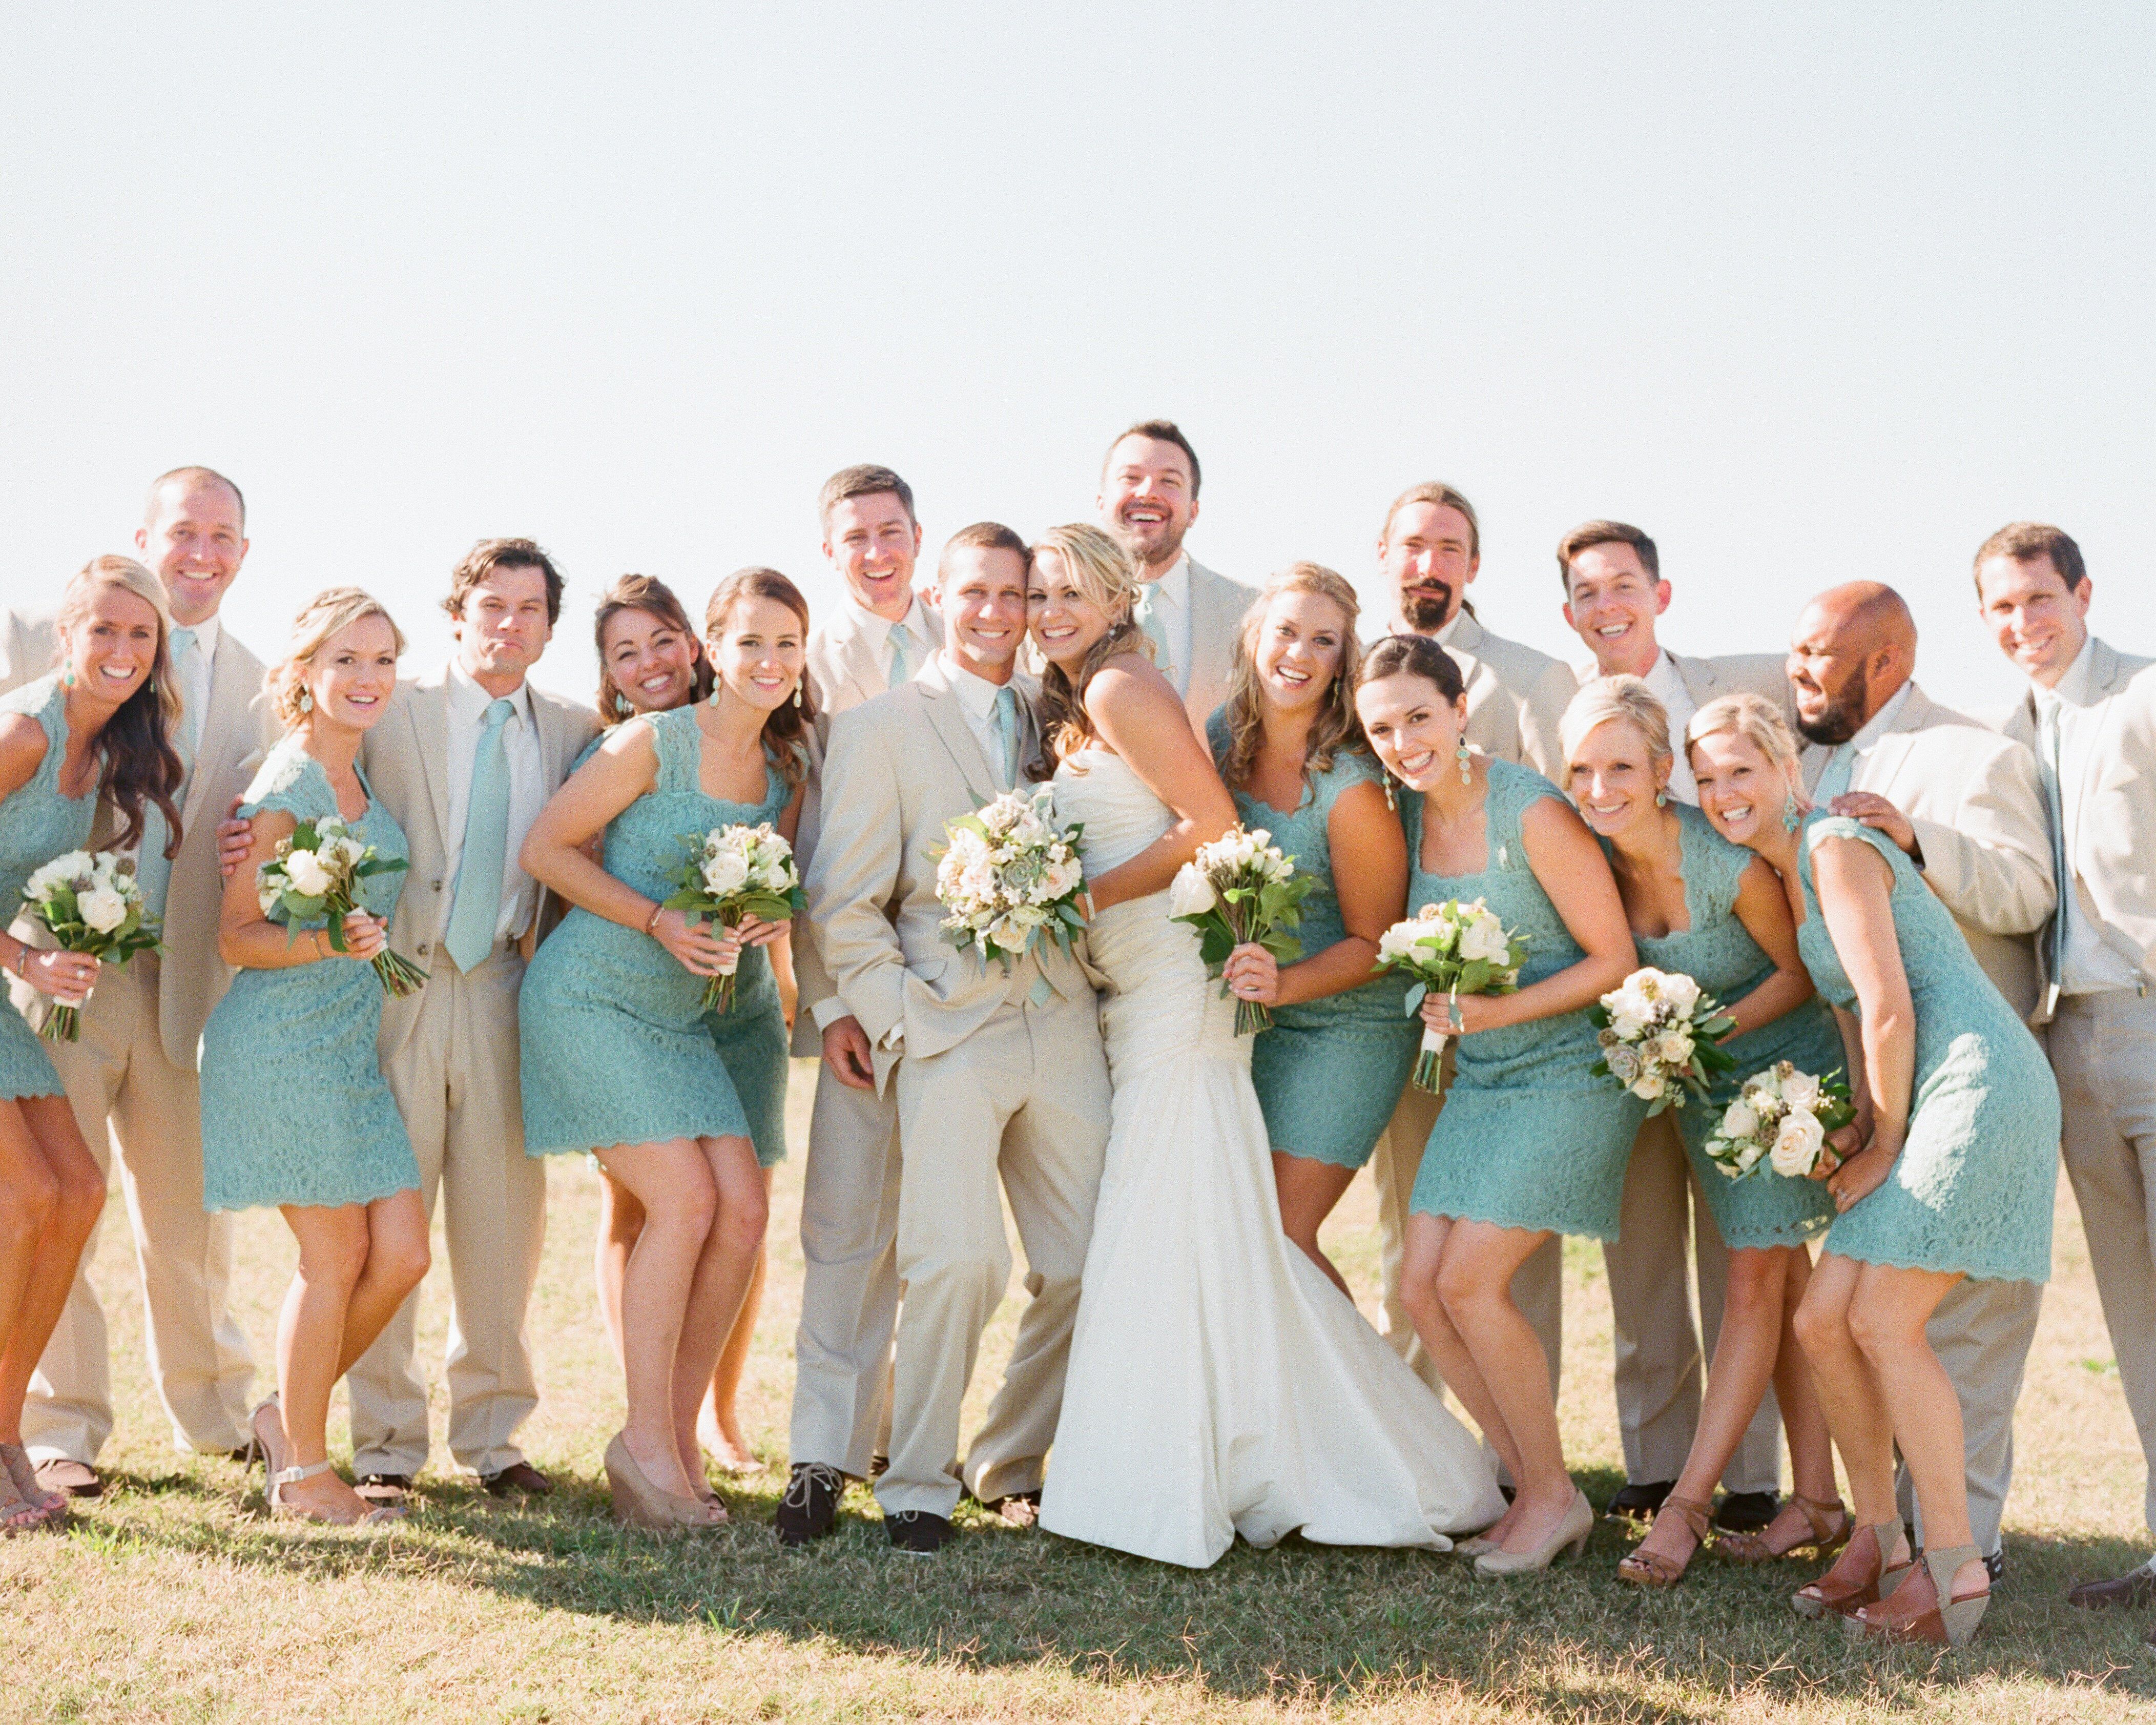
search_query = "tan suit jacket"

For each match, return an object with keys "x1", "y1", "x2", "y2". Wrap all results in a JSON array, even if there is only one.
[
  {"x1": 804, "y1": 597, "x2": 945, "y2": 716},
  {"x1": 1571, "y1": 649, "x2": 1795, "y2": 722},
  {"x1": 807, "y1": 658, "x2": 1095, "y2": 1090},
  {"x1": 0, "y1": 609, "x2": 52, "y2": 692},
  {"x1": 359, "y1": 667, "x2": 598, "y2": 1062},
  {"x1": 2000, "y1": 637, "x2": 2156, "y2": 1016},
  {"x1": 1179, "y1": 557, "x2": 1256, "y2": 736},
  {"x1": 1801, "y1": 681, "x2": 2054, "y2": 1019},
  {"x1": 1432, "y1": 610, "x2": 1578, "y2": 779}
]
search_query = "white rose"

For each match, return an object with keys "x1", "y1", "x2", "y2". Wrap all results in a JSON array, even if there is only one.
[
  {"x1": 1719, "y1": 1098, "x2": 1760, "y2": 1141},
  {"x1": 1459, "y1": 914, "x2": 1511, "y2": 964},
  {"x1": 1653, "y1": 1030, "x2": 1695, "y2": 1066},
  {"x1": 1659, "y1": 972, "x2": 1701, "y2": 1014},
  {"x1": 1770, "y1": 1110, "x2": 1826, "y2": 1177},
  {"x1": 1630, "y1": 1074, "x2": 1667, "y2": 1101},
  {"x1": 1609, "y1": 1008, "x2": 1651, "y2": 1043},
  {"x1": 1779, "y1": 1069, "x2": 1822, "y2": 1111},
  {"x1": 1378, "y1": 922, "x2": 1420, "y2": 962},
  {"x1": 284, "y1": 850, "x2": 334, "y2": 898},
  {"x1": 986, "y1": 912, "x2": 1028, "y2": 952},
  {"x1": 1167, "y1": 862, "x2": 1216, "y2": 919},
  {"x1": 701, "y1": 851, "x2": 750, "y2": 896},
  {"x1": 78, "y1": 887, "x2": 128, "y2": 933},
  {"x1": 1736, "y1": 1139, "x2": 1767, "y2": 1174}
]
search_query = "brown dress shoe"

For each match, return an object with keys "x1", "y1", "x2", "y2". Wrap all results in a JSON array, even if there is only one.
[
  {"x1": 2067, "y1": 1566, "x2": 2156, "y2": 1610},
  {"x1": 33, "y1": 1459, "x2": 101, "y2": 1500},
  {"x1": 354, "y1": 1473, "x2": 413, "y2": 1506},
  {"x1": 481, "y1": 1461, "x2": 552, "y2": 1498}
]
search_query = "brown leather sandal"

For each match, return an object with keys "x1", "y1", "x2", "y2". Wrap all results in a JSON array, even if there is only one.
[
  {"x1": 1616, "y1": 1494, "x2": 1712, "y2": 1588},
  {"x1": 1719, "y1": 1492, "x2": 1851, "y2": 1565},
  {"x1": 1792, "y1": 1519, "x2": 1911, "y2": 1618},
  {"x1": 1849, "y1": 1543, "x2": 1989, "y2": 1647}
]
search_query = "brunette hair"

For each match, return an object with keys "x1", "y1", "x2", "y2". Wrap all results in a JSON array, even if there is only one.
[
  {"x1": 1380, "y1": 482, "x2": 1481, "y2": 562},
  {"x1": 1557, "y1": 519, "x2": 1659, "y2": 591},
  {"x1": 444, "y1": 537, "x2": 565, "y2": 626},
  {"x1": 54, "y1": 556, "x2": 185, "y2": 857},
  {"x1": 1973, "y1": 521, "x2": 2085, "y2": 594},
  {"x1": 818, "y1": 463, "x2": 916, "y2": 533},
  {"x1": 1027, "y1": 523, "x2": 1150, "y2": 779},
  {"x1": 594, "y1": 574, "x2": 713, "y2": 724},
  {"x1": 1101, "y1": 418, "x2": 1202, "y2": 498},
  {"x1": 1357, "y1": 631, "x2": 1468, "y2": 707},
  {"x1": 1561, "y1": 676, "x2": 1673, "y2": 778},
  {"x1": 1216, "y1": 563, "x2": 1366, "y2": 794},
  {"x1": 266, "y1": 587, "x2": 407, "y2": 735},
  {"x1": 703, "y1": 567, "x2": 815, "y2": 791}
]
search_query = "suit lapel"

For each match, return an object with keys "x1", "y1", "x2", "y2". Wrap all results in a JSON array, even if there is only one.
[
  {"x1": 1674, "y1": 653, "x2": 1717, "y2": 707},
  {"x1": 408, "y1": 673, "x2": 455, "y2": 850},
  {"x1": 531, "y1": 689, "x2": 570, "y2": 787},
  {"x1": 918, "y1": 677, "x2": 1001, "y2": 805}
]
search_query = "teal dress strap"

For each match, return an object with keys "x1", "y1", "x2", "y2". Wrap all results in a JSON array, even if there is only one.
[
  {"x1": 644, "y1": 707, "x2": 703, "y2": 795},
  {"x1": 237, "y1": 736, "x2": 329, "y2": 823}
]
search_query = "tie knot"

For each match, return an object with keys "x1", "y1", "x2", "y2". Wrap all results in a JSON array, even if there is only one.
[
  {"x1": 889, "y1": 621, "x2": 913, "y2": 649},
  {"x1": 994, "y1": 685, "x2": 1018, "y2": 721},
  {"x1": 170, "y1": 627, "x2": 196, "y2": 655},
  {"x1": 484, "y1": 697, "x2": 515, "y2": 731}
]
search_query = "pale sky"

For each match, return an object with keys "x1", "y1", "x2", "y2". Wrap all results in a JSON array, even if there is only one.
[{"x1": 4, "y1": 4, "x2": 2150, "y2": 717}]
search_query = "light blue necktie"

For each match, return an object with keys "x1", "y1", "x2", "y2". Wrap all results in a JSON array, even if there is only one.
[
  {"x1": 2037, "y1": 699, "x2": 2070, "y2": 985},
  {"x1": 444, "y1": 697, "x2": 515, "y2": 972},
  {"x1": 989, "y1": 685, "x2": 1021, "y2": 791},
  {"x1": 137, "y1": 627, "x2": 199, "y2": 919},
  {"x1": 1812, "y1": 744, "x2": 1856, "y2": 804},
  {"x1": 1132, "y1": 583, "x2": 1173, "y2": 676},
  {"x1": 885, "y1": 620, "x2": 916, "y2": 689}
]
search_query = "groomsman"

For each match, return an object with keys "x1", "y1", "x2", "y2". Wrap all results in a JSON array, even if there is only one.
[
  {"x1": 1366, "y1": 483, "x2": 1573, "y2": 1408},
  {"x1": 1789, "y1": 578, "x2": 2054, "y2": 1578},
  {"x1": 1095, "y1": 419, "x2": 1253, "y2": 735},
  {"x1": 346, "y1": 539, "x2": 598, "y2": 1500},
  {"x1": 782, "y1": 464, "x2": 945, "y2": 1543},
  {"x1": 807, "y1": 523, "x2": 1111, "y2": 1554},
  {"x1": 1974, "y1": 525, "x2": 2156, "y2": 1624},
  {"x1": 1559, "y1": 520, "x2": 1787, "y2": 1528},
  {"x1": 4, "y1": 467, "x2": 271, "y2": 1496}
]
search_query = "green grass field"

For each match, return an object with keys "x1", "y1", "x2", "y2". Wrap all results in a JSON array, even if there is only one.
[{"x1": 9, "y1": 1059, "x2": 2153, "y2": 1722}]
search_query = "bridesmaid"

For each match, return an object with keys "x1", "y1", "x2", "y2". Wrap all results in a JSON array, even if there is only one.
[
  {"x1": 201, "y1": 588, "x2": 429, "y2": 1526},
  {"x1": 1354, "y1": 634, "x2": 1635, "y2": 1574},
  {"x1": 1206, "y1": 565, "x2": 1416, "y2": 1293},
  {"x1": 1690, "y1": 692, "x2": 2059, "y2": 1646},
  {"x1": 520, "y1": 566, "x2": 808, "y2": 1529},
  {"x1": 580, "y1": 575, "x2": 790, "y2": 1474},
  {"x1": 0, "y1": 557, "x2": 182, "y2": 1533},
  {"x1": 1559, "y1": 679, "x2": 1842, "y2": 1588}
]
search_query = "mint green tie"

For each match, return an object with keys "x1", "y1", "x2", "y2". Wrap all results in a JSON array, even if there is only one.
[
  {"x1": 1132, "y1": 583, "x2": 1172, "y2": 674},
  {"x1": 886, "y1": 620, "x2": 916, "y2": 688},
  {"x1": 445, "y1": 698, "x2": 515, "y2": 972},
  {"x1": 2037, "y1": 701, "x2": 2069, "y2": 985},
  {"x1": 1812, "y1": 744, "x2": 1855, "y2": 804},
  {"x1": 137, "y1": 627, "x2": 199, "y2": 919},
  {"x1": 989, "y1": 685, "x2": 1021, "y2": 791}
]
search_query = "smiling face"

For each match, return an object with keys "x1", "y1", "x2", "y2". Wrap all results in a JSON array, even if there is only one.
[
  {"x1": 1379, "y1": 501, "x2": 1477, "y2": 633},
  {"x1": 824, "y1": 491, "x2": 923, "y2": 623},
  {"x1": 1568, "y1": 717, "x2": 1666, "y2": 841},
  {"x1": 708, "y1": 594, "x2": 807, "y2": 716},
  {"x1": 936, "y1": 544, "x2": 1031, "y2": 683},
  {"x1": 602, "y1": 605, "x2": 701, "y2": 716},
  {"x1": 1027, "y1": 545, "x2": 1117, "y2": 673},
  {"x1": 1690, "y1": 728, "x2": 1792, "y2": 851},
  {"x1": 1355, "y1": 671, "x2": 1468, "y2": 793},
  {"x1": 452, "y1": 564, "x2": 553, "y2": 690},
  {"x1": 1097, "y1": 435, "x2": 1198, "y2": 578},
  {"x1": 1784, "y1": 603, "x2": 1877, "y2": 746},
  {"x1": 1253, "y1": 589, "x2": 1350, "y2": 716},
  {"x1": 137, "y1": 477, "x2": 247, "y2": 627},
  {"x1": 303, "y1": 612, "x2": 401, "y2": 736},
  {"x1": 1563, "y1": 543, "x2": 1670, "y2": 676},
  {"x1": 1977, "y1": 553, "x2": 2091, "y2": 689},
  {"x1": 61, "y1": 584, "x2": 163, "y2": 709}
]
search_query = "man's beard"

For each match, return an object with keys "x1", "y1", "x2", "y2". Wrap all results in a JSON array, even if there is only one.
[
  {"x1": 1794, "y1": 662, "x2": 1870, "y2": 746},
  {"x1": 1113, "y1": 513, "x2": 1187, "y2": 574},
  {"x1": 1399, "y1": 583, "x2": 1453, "y2": 633}
]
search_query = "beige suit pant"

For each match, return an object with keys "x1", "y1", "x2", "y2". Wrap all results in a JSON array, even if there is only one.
[
  {"x1": 23, "y1": 955, "x2": 254, "y2": 1462},
  {"x1": 349, "y1": 947, "x2": 547, "y2": 1478},
  {"x1": 1603, "y1": 1114, "x2": 1784, "y2": 1493},
  {"x1": 789, "y1": 1061, "x2": 903, "y2": 1477},
  {"x1": 881, "y1": 987, "x2": 1110, "y2": 1519},
  {"x1": 2049, "y1": 990, "x2": 2156, "y2": 1535}
]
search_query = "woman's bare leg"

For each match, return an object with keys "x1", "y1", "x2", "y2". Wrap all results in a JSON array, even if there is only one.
[
  {"x1": 0, "y1": 1097, "x2": 103, "y2": 1443},
  {"x1": 1273, "y1": 1152, "x2": 1358, "y2": 1298},
  {"x1": 596, "y1": 1170, "x2": 643, "y2": 1372},
  {"x1": 671, "y1": 1137, "x2": 768, "y2": 1494},
  {"x1": 1400, "y1": 1210, "x2": 1522, "y2": 1541},
  {"x1": 275, "y1": 1204, "x2": 373, "y2": 1519},
  {"x1": 700, "y1": 1168, "x2": 773, "y2": 1470}
]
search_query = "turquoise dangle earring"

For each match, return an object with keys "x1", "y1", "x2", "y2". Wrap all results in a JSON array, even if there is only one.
[
  {"x1": 1382, "y1": 772, "x2": 1398, "y2": 812},
  {"x1": 615, "y1": 692, "x2": 633, "y2": 717},
  {"x1": 1456, "y1": 738, "x2": 1473, "y2": 785},
  {"x1": 1781, "y1": 792, "x2": 1801, "y2": 832}
]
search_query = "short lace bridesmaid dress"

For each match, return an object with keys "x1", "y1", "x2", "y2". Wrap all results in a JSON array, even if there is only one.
[{"x1": 0, "y1": 675, "x2": 94, "y2": 1102}]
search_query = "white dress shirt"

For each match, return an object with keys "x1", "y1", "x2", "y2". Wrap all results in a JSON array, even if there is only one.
[
  {"x1": 940, "y1": 652, "x2": 1018, "y2": 790},
  {"x1": 1816, "y1": 681, "x2": 1916, "y2": 794},
  {"x1": 850, "y1": 592, "x2": 928, "y2": 690},
  {"x1": 2036, "y1": 636, "x2": 2143, "y2": 994},
  {"x1": 1644, "y1": 650, "x2": 1701, "y2": 804},
  {"x1": 443, "y1": 658, "x2": 548, "y2": 943},
  {"x1": 1141, "y1": 555, "x2": 1196, "y2": 698}
]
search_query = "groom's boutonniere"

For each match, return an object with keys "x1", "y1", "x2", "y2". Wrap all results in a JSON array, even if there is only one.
[
  {"x1": 930, "y1": 786, "x2": 1088, "y2": 972},
  {"x1": 1168, "y1": 825, "x2": 1313, "y2": 1036}
]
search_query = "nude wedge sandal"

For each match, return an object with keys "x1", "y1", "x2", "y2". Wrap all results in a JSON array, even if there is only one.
[
  {"x1": 1849, "y1": 1542, "x2": 1989, "y2": 1647},
  {"x1": 1792, "y1": 1519, "x2": 1910, "y2": 1619}
]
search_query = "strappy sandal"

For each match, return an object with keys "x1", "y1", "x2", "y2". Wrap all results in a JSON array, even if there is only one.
[
  {"x1": 1849, "y1": 1542, "x2": 1990, "y2": 1647},
  {"x1": 1616, "y1": 1494, "x2": 1712, "y2": 1588},
  {"x1": 0, "y1": 1469, "x2": 48, "y2": 1536},
  {"x1": 1719, "y1": 1492, "x2": 1851, "y2": 1565},
  {"x1": 271, "y1": 1459, "x2": 403, "y2": 1527},
  {"x1": 0, "y1": 1441, "x2": 67, "y2": 1529},
  {"x1": 1792, "y1": 1519, "x2": 1912, "y2": 1619}
]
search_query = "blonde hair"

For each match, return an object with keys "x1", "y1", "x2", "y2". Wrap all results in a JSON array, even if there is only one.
[
  {"x1": 268, "y1": 587, "x2": 406, "y2": 732},
  {"x1": 1029, "y1": 522, "x2": 1153, "y2": 777},
  {"x1": 1217, "y1": 563, "x2": 1365, "y2": 792},
  {"x1": 1560, "y1": 675, "x2": 1673, "y2": 782},
  {"x1": 54, "y1": 556, "x2": 184, "y2": 855},
  {"x1": 1686, "y1": 692, "x2": 1805, "y2": 799}
]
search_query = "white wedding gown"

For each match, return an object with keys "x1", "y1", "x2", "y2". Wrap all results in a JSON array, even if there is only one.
[{"x1": 1038, "y1": 746, "x2": 1506, "y2": 1568}]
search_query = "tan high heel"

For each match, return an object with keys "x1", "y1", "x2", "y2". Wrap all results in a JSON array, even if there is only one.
[
  {"x1": 1849, "y1": 1543, "x2": 1989, "y2": 1647},
  {"x1": 1792, "y1": 1519, "x2": 1910, "y2": 1618},
  {"x1": 0, "y1": 1442, "x2": 66, "y2": 1529},
  {"x1": 1616, "y1": 1494, "x2": 1711, "y2": 1588},
  {"x1": 1720, "y1": 1492, "x2": 1851, "y2": 1565},
  {"x1": 605, "y1": 1432, "x2": 716, "y2": 1531},
  {"x1": 1476, "y1": 1488, "x2": 1594, "y2": 1576}
]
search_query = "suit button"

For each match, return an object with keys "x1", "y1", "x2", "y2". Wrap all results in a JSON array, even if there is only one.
[
  {"x1": 431, "y1": 879, "x2": 442, "y2": 891},
  {"x1": 417, "y1": 943, "x2": 430, "y2": 955}
]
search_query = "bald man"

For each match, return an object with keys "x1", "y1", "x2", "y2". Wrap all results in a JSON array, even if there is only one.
[{"x1": 1789, "y1": 579, "x2": 2056, "y2": 1574}]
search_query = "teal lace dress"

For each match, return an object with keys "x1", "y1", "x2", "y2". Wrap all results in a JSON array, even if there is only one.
[
  {"x1": 199, "y1": 737, "x2": 421, "y2": 1210},
  {"x1": 1629, "y1": 805, "x2": 1837, "y2": 1249},
  {"x1": 1405, "y1": 760, "x2": 1640, "y2": 1239},
  {"x1": 521, "y1": 706, "x2": 792, "y2": 1163},
  {"x1": 0, "y1": 676, "x2": 95, "y2": 1101},
  {"x1": 1794, "y1": 815, "x2": 2060, "y2": 1283},
  {"x1": 1206, "y1": 712, "x2": 1416, "y2": 1168}
]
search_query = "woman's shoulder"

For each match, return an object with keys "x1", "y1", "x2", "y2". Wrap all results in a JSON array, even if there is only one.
[
  {"x1": 1488, "y1": 755, "x2": 1567, "y2": 819},
  {"x1": 1802, "y1": 810, "x2": 1903, "y2": 879},
  {"x1": 238, "y1": 734, "x2": 326, "y2": 818},
  {"x1": 0, "y1": 671, "x2": 63, "y2": 727}
]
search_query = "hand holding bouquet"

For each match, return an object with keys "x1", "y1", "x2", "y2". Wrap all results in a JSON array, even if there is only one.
[
  {"x1": 1167, "y1": 825, "x2": 1314, "y2": 1036},
  {"x1": 1589, "y1": 967, "x2": 1737, "y2": 1115},
  {"x1": 18, "y1": 850, "x2": 162, "y2": 1041},
  {"x1": 1703, "y1": 1061, "x2": 1856, "y2": 1180},
  {"x1": 930, "y1": 786, "x2": 1087, "y2": 971},
  {"x1": 1374, "y1": 897, "x2": 1528, "y2": 1090},
  {"x1": 665, "y1": 822, "x2": 805, "y2": 1013},
  {"x1": 255, "y1": 817, "x2": 427, "y2": 999}
]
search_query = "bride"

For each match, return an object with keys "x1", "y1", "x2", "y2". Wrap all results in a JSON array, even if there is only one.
[{"x1": 1027, "y1": 524, "x2": 1505, "y2": 1568}]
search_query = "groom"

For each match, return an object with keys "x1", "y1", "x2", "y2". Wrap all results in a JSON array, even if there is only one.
[{"x1": 807, "y1": 521, "x2": 1111, "y2": 1555}]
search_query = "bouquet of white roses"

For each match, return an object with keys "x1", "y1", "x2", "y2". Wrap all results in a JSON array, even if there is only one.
[
  {"x1": 18, "y1": 849, "x2": 162, "y2": 1041},
  {"x1": 929, "y1": 786, "x2": 1087, "y2": 971},
  {"x1": 255, "y1": 816, "x2": 428, "y2": 999},
  {"x1": 664, "y1": 822, "x2": 805, "y2": 1013},
  {"x1": 1374, "y1": 897, "x2": 1528, "y2": 1091},
  {"x1": 1167, "y1": 825, "x2": 1315, "y2": 1036},
  {"x1": 1588, "y1": 967, "x2": 1737, "y2": 1115},
  {"x1": 1703, "y1": 1061, "x2": 1856, "y2": 1180}
]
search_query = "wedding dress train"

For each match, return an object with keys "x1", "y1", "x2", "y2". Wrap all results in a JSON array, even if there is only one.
[{"x1": 1039, "y1": 746, "x2": 1505, "y2": 1568}]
